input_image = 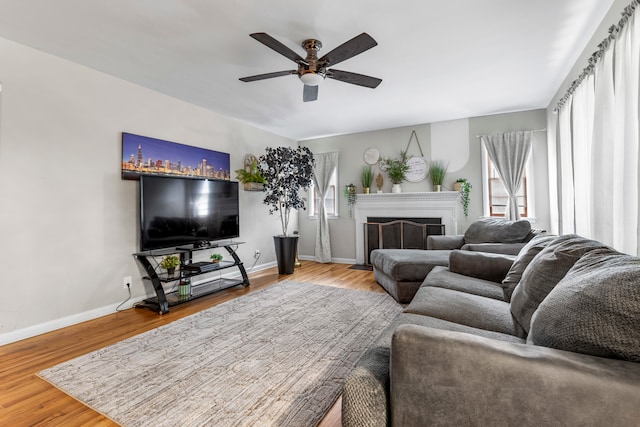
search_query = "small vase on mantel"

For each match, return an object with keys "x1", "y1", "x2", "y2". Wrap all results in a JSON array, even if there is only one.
[
  {"x1": 434, "y1": 184, "x2": 442, "y2": 192},
  {"x1": 392, "y1": 184, "x2": 402, "y2": 193}
]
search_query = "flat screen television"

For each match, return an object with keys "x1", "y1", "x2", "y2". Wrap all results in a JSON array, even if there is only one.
[{"x1": 140, "y1": 175, "x2": 239, "y2": 251}]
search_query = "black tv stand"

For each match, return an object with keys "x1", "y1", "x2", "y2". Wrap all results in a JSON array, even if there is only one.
[{"x1": 133, "y1": 241, "x2": 250, "y2": 314}]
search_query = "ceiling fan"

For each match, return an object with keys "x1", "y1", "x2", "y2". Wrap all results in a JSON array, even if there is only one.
[{"x1": 239, "y1": 32, "x2": 382, "y2": 102}]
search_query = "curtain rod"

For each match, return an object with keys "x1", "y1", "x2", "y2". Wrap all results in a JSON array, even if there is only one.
[
  {"x1": 475, "y1": 129, "x2": 546, "y2": 138},
  {"x1": 554, "y1": 0, "x2": 639, "y2": 113}
]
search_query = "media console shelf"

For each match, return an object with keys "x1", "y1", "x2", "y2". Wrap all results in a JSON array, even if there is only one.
[{"x1": 133, "y1": 241, "x2": 250, "y2": 314}]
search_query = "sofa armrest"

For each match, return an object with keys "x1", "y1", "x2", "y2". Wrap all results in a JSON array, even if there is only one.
[
  {"x1": 427, "y1": 235, "x2": 465, "y2": 250},
  {"x1": 391, "y1": 325, "x2": 640, "y2": 427},
  {"x1": 461, "y1": 242, "x2": 526, "y2": 255},
  {"x1": 448, "y1": 250, "x2": 515, "y2": 283}
]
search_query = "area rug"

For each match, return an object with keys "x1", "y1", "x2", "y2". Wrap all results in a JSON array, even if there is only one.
[{"x1": 39, "y1": 281, "x2": 401, "y2": 427}]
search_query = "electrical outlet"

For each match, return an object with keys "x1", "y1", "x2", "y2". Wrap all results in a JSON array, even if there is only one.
[
  {"x1": 254, "y1": 250, "x2": 261, "y2": 259},
  {"x1": 123, "y1": 276, "x2": 132, "y2": 289}
]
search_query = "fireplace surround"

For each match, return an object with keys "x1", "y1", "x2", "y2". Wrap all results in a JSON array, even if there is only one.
[{"x1": 353, "y1": 192, "x2": 459, "y2": 264}]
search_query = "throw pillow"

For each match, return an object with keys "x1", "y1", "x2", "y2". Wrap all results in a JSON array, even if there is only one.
[
  {"x1": 501, "y1": 235, "x2": 557, "y2": 302},
  {"x1": 449, "y1": 250, "x2": 516, "y2": 284},
  {"x1": 510, "y1": 234, "x2": 611, "y2": 333},
  {"x1": 529, "y1": 250, "x2": 640, "y2": 362},
  {"x1": 463, "y1": 218, "x2": 531, "y2": 244}
]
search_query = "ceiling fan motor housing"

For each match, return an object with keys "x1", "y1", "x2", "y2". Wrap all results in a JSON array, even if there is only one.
[{"x1": 299, "y1": 39, "x2": 326, "y2": 85}]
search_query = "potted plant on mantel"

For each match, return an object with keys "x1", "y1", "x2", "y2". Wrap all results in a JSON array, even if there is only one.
[
  {"x1": 428, "y1": 160, "x2": 448, "y2": 192},
  {"x1": 383, "y1": 151, "x2": 410, "y2": 193},
  {"x1": 258, "y1": 146, "x2": 315, "y2": 274},
  {"x1": 361, "y1": 166, "x2": 373, "y2": 194}
]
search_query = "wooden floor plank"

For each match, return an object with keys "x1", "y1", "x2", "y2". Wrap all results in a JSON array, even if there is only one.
[{"x1": 0, "y1": 261, "x2": 379, "y2": 426}]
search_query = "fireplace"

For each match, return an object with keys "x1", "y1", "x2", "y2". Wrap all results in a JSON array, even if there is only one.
[
  {"x1": 365, "y1": 217, "x2": 444, "y2": 264},
  {"x1": 353, "y1": 192, "x2": 459, "y2": 264}
]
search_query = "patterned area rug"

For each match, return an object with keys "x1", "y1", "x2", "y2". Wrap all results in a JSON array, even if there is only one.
[{"x1": 39, "y1": 281, "x2": 401, "y2": 427}]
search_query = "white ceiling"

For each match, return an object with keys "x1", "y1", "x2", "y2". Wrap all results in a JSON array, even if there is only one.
[{"x1": 0, "y1": 0, "x2": 614, "y2": 141}]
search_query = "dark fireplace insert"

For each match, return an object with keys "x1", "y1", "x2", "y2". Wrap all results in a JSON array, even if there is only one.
[{"x1": 365, "y1": 217, "x2": 444, "y2": 264}]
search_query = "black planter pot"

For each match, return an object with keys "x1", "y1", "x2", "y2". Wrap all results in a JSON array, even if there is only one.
[{"x1": 273, "y1": 235, "x2": 299, "y2": 275}]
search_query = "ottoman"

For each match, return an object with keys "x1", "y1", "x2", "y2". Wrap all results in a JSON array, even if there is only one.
[{"x1": 370, "y1": 249, "x2": 450, "y2": 303}]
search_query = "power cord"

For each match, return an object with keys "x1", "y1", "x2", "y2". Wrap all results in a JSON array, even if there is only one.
[
  {"x1": 246, "y1": 252, "x2": 261, "y2": 272},
  {"x1": 116, "y1": 283, "x2": 132, "y2": 312}
]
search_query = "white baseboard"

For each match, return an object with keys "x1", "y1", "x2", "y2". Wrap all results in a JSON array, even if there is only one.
[
  {"x1": 298, "y1": 255, "x2": 357, "y2": 264},
  {"x1": 0, "y1": 261, "x2": 277, "y2": 347},
  {"x1": 0, "y1": 296, "x2": 147, "y2": 346}
]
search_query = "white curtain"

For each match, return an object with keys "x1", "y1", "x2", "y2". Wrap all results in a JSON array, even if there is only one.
[
  {"x1": 613, "y1": 11, "x2": 640, "y2": 253},
  {"x1": 558, "y1": 102, "x2": 576, "y2": 233},
  {"x1": 312, "y1": 152, "x2": 338, "y2": 263},
  {"x1": 590, "y1": 45, "x2": 616, "y2": 245},
  {"x1": 571, "y1": 74, "x2": 595, "y2": 236},
  {"x1": 481, "y1": 131, "x2": 533, "y2": 220},
  {"x1": 554, "y1": 3, "x2": 640, "y2": 255}
]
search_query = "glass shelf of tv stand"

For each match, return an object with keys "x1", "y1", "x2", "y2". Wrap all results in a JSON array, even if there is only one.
[{"x1": 156, "y1": 260, "x2": 236, "y2": 282}]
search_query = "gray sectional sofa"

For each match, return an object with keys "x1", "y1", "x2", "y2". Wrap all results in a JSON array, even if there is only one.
[
  {"x1": 371, "y1": 218, "x2": 541, "y2": 303},
  {"x1": 343, "y1": 234, "x2": 640, "y2": 426}
]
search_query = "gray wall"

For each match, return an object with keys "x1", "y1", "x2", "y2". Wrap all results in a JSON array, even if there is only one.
[
  {"x1": 0, "y1": 37, "x2": 294, "y2": 344},
  {"x1": 298, "y1": 109, "x2": 548, "y2": 262}
]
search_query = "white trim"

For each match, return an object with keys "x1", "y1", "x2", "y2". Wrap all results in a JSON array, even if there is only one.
[
  {"x1": 353, "y1": 192, "x2": 459, "y2": 264},
  {"x1": 0, "y1": 299, "x2": 144, "y2": 346},
  {"x1": 298, "y1": 255, "x2": 355, "y2": 264}
]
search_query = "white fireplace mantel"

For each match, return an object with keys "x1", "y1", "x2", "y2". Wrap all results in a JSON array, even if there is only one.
[{"x1": 353, "y1": 192, "x2": 459, "y2": 264}]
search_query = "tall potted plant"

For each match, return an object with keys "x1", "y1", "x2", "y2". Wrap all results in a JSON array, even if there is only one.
[{"x1": 258, "y1": 146, "x2": 315, "y2": 274}]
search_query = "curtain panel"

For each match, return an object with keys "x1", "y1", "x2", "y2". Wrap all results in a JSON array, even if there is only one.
[
  {"x1": 480, "y1": 131, "x2": 533, "y2": 220},
  {"x1": 312, "y1": 152, "x2": 338, "y2": 263},
  {"x1": 554, "y1": 3, "x2": 640, "y2": 255}
]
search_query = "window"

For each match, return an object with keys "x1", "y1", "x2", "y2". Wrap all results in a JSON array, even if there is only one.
[
  {"x1": 481, "y1": 146, "x2": 535, "y2": 219},
  {"x1": 308, "y1": 168, "x2": 338, "y2": 218}
]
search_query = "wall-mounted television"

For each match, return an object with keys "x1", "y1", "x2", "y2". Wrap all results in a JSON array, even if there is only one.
[{"x1": 140, "y1": 175, "x2": 239, "y2": 251}]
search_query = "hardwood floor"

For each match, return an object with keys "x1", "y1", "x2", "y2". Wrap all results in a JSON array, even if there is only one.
[{"x1": 0, "y1": 261, "x2": 382, "y2": 426}]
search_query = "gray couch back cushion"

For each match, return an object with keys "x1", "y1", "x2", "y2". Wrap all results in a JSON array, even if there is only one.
[
  {"x1": 502, "y1": 235, "x2": 557, "y2": 301},
  {"x1": 510, "y1": 235, "x2": 610, "y2": 333},
  {"x1": 529, "y1": 250, "x2": 640, "y2": 362},
  {"x1": 463, "y1": 218, "x2": 531, "y2": 244}
]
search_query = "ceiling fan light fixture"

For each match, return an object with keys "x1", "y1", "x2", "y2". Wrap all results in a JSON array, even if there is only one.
[{"x1": 299, "y1": 71, "x2": 325, "y2": 86}]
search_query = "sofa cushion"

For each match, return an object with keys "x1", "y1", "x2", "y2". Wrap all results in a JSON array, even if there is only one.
[
  {"x1": 449, "y1": 250, "x2": 515, "y2": 284},
  {"x1": 370, "y1": 249, "x2": 450, "y2": 282},
  {"x1": 463, "y1": 218, "x2": 532, "y2": 244},
  {"x1": 422, "y1": 266, "x2": 507, "y2": 301},
  {"x1": 405, "y1": 286, "x2": 525, "y2": 338},
  {"x1": 460, "y1": 242, "x2": 527, "y2": 255},
  {"x1": 510, "y1": 235, "x2": 610, "y2": 334},
  {"x1": 501, "y1": 235, "x2": 557, "y2": 301},
  {"x1": 529, "y1": 250, "x2": 640, "y2": 362}
]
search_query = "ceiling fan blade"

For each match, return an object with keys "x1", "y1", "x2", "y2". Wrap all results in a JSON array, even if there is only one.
[
  {"x1": 250, "y1": 33, "x2": 305, "y2": 64},
  {"x1": 319, "y1": 33, "x2": 378, "y2": 67},
  {"x1": 239, "y1": 70, "x2": 295, "y2": 82},
  {"x1": 303, "y1": 85, "x2": 318, "y2": 102},
  {"x1": 327, "y1": 69, "x2": 382, "y2": 88}
]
